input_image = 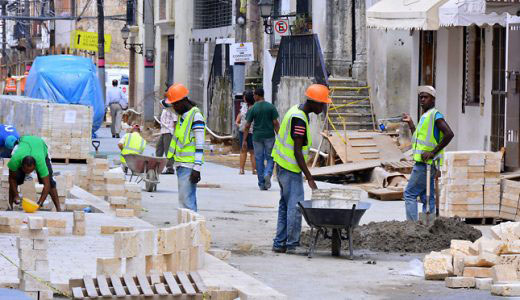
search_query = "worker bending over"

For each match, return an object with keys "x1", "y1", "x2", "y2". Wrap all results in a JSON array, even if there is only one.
[
  {"x1": 165, "y1": 83, "x2": 205, "y2": 212},
  {"x1": 7, "y1": 136, "x2": 61, "y2": 211},
  {"x1": 119, "y1": 124, "x2": 147, "y2": 173},
  {"x1": 271, "y1": 84, "x2": 330, "y2": 254},
  {"x1": 402, "y1": 86, "x2": 454, "y2": 221},
  {"x1": 0, "y1": 124, "x2": 19, "y2": 158}
]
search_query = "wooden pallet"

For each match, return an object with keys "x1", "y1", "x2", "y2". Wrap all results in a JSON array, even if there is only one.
[
  {"x1": 382, "y1": 160, "x2": 415, "y2": 174},
  {"x1": 51, "y1": 158, "x2": 88, "y2": 164},
  {"x1": 69, "y1": 271, "x2": 206, "y2": 299},
  {"x1": 367, "y1": 188, "x2": 403, "y2": 201}
]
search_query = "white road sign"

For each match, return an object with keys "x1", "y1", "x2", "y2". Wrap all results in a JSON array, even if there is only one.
[{"x1": 230, "y1": 42, "x2": 254, "y2": 65}]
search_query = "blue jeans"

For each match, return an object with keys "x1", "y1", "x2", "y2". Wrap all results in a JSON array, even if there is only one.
[
  {"x1": 176, "y1": 166, "x2": 197, "y2": 211},
  {"x1": 404, "y1": 162, "x2": 436, "y2": 221},
  {"x1": 273, "y1": 166, "x2": 304, "y2": 249},
  {"x1": 253, "y1": 137, "x2": 275, "y2": 188}
]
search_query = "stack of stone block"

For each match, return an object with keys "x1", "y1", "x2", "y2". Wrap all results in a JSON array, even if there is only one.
[
  {"x1": 88, "y1": 159, "x2": 109, "y2": 198},
  {"x1": 439, "y1": 151, "x2": 502, "y2": 219},
  {"x1": 0, "y1": 216, "x2": 22, "y2": 233},
  {"x1": 72, "y1": 211, "x2": 86, "y2": 236},
  {"x1": 96, "y1": 209, "x2": 210, "y2": 277},
  {"x1": 423, "y1": 221, "x2": 520, "y2": 296},
  {"x1": 500, "y1": 180, "x2": 520, "y2": 221},
  {"x1": 104, "y1": 168, "x2": 126, "y2": 199},
  {"x1": 125, "y1": 182, "x2": 142, "y2": 216},
  {"x1": 0, "y1": 217, "x2": 65, "y2": 235},
  {"x1": 44, "y1": 218, "x2": 66, "y2": 236},
  {"x1": 18, "y1": 217, "x2": 53, "y2": 300}
]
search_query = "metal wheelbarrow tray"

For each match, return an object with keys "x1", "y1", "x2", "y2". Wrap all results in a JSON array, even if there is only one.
[
  {"x1": 298, "y1": 200, "x2": 371, "y2": 259},
  {"x1": 123, "y1": 154, "x2": 168, "y2": 192}
]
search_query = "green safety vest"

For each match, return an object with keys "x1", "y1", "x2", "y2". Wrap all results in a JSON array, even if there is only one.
[
  {"x1": 167, "y1": 106, "x2": 205, "y2": 163},
  {"x1": 120, "y1": 132, "x2": 146, "y2": 163},
  {"x1": 412, "y1": 108, "x2": 444, "y2": 165},
  {"x1": 272, "y1": 105, "x2": 312, "y2": 173}
]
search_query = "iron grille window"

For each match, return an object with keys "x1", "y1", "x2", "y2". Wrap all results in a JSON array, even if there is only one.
[
  {"x1": 194, "y1": 0, "x2": 232, "y2": 29},
  {"x1": 463, "y1": 25, "x2": 485, "y2": 106}
]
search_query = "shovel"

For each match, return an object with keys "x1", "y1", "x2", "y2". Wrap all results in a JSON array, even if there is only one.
[{"x1": 420, "y1": 164, "x2": 436, "y2": 225}]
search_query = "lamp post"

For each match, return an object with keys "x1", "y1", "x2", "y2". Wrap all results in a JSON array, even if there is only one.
[
  {"x1": 121, "y1": 24, "x2": 143, "y2": 54},
  {"x1": 258, "y1": 0, "x2": 273, "y2": 34}
]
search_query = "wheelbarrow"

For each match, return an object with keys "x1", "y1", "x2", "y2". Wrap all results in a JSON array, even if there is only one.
[
  {"x1": 123, "y1": 154, "x2": 168, "y2": 192},
  {"x1": 298, "y1": 200, "x2": 371, "y2": 259}
]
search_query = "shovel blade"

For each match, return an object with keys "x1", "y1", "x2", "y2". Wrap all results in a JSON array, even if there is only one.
[{"x1": 419, "y1": 212, "x2": 436, "y2": 224}]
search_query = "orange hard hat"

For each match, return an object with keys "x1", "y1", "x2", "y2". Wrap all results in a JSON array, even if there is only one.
[
  {"x1": 305, "y1": 84, "x2": 331, "y2": 104},
  {"x1": 165, "y1": 83, "x2": 189, "y2": 104}
]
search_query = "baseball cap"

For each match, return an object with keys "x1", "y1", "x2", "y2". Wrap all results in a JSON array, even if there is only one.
[
  {"x1": 5, "y1": 135, "x2": 18, "y2": 150},
  {"x1": 418, "y1": 86, "x2": 436, "y2": 98}
]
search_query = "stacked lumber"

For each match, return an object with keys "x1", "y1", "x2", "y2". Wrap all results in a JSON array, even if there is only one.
[
  {"x1": 0, "y1": 96, "x2": 92, "y2": 160},
  {"x1": 424, "y1": 222, "x2": 520, "y2": 296},
  {"x1": 439, "y1": 151, "x2": 501, "y2": 219},
  {"x1": 501, "y1": 180, "x2": 520, "y2": 221},
  {"x1": 88, "y1": 159, "x2": 109, "y2": 198}
]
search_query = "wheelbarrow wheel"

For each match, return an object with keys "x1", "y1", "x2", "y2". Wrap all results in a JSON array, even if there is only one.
[
  {"x1": 331, "y1": 229, "x2": 341, "y2": 257},
  {"x1": 145, "y1": 169, "x2": 157, "y2": 192}
]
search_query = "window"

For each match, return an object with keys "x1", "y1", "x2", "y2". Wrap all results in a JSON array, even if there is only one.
[
  {"x1": 194, "y1": 0, "x2": 232, "y2": 29},
  {"x1": 463, "y1": 25, "x2": 485, "y2": 106}
]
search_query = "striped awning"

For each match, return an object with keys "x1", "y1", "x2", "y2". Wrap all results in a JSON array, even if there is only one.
[
  {"x1": 439, "y1": 0, "x2": 509, "y2": 26},
  {"x1": 367, "y1": 0, "x2": 450, "y2": 30}
]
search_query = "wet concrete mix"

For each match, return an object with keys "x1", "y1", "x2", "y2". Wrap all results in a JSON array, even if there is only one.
[{"x1": 300, "y1": 217, "x2": 482, "y2": 253}]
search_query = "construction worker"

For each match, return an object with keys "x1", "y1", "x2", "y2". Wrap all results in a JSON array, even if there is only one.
[
  {"x1": 4, "y1": 73, "x2": 17, "y2": 95},
  {"x1": 20, "y1": 71, "x2": 29, "y2": 95},
  {"x1": 271, "y1": 84, "x2": 331, "y2": 254},
  {"x1": 157, "y1": 98, "x2": 177, "y2": 174},
  {"x1": 7, "y1": 136, "x2": 61, "y2": 211},
  {"x1": 0, "y1": 124, "x2": 20, "y2": 158},
  {"x1": 165, "y1": 83, "x2": 205, "y2": 212},
  {"x1": 118, "y1": 124, "x2": 147, "y2": 173},
  {"x1": 402, "y1": 86, "x2": 454, "y2": 221}
]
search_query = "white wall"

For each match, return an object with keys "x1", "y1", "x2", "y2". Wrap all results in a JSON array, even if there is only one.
[{"x1": 173, "y1": 0, "x2": 193, "y2": 86}]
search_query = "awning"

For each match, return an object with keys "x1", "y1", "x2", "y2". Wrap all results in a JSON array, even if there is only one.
[
  {"x1": 439, "y1": 0, "x2": 508, "y2": 26},
  {"x1": 367, "y1": 0, "x2": 450, "y2": 30}
]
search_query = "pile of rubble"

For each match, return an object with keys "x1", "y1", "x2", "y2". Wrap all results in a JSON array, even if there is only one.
[{"x1": 424, "y1": 221, "x2": 520, "y2": 296}]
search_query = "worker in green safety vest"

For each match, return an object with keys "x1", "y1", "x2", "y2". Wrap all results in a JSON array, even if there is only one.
[
  {"x1": 402, "y1": 86, "x2": 454, "y2": 221},
  {"x1": 165, "y1": 83, "x2": 205, "y2": 212},
  {"x1": 118, "y1": 124, "x2": 147, "y2": 173},
  {"x1": 271, "y1": 84, "x2": 331, "y2": 254}
]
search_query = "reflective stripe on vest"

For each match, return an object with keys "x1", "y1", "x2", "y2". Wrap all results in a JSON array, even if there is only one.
[
  {"x1": 5, "y1": 78, "x2": 16, "y2": 92},
  {"x1": 121, "y1": 132, "x2": 146, "y2": 163},
  {"x1": 167, "y1": 107, "x2": 205, "y2": 163},
  {"x1": 411, "y1": 108, "x2": 444, "y2": 165},
  {"x1": 271, "y1": 105, "x2": 312, "y2": 173}
]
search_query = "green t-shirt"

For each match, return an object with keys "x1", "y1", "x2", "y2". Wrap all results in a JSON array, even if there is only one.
[
  {"x1": 7, "y1": 136, "x2": 49, "y2": 177},
  {"x1": 246, "y1": 101, "x2": 279, "y2": 142}
]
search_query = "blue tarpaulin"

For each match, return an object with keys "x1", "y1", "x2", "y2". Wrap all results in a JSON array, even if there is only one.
[{"x1": 25, "y1": 55, "x2": 105, "y2": 134}]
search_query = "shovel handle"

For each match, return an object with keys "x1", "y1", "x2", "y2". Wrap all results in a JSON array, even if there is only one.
[{"x1": 426, "y1": 164, "x2": 431, "y2": 213}]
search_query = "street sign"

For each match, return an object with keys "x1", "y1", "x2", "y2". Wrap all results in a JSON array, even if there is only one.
[
  {"x1": 229, "y1": 42, "x2": 254, "y2": 65},
  {"x1": 274, "y1": 19, "x2": 290, "y2": 36},
  {"x1": 70, "y1": 30, "x2": 112, "y2": 53}
]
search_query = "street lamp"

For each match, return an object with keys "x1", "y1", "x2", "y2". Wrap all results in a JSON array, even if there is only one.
[
  {"x1": 121, "y1": 24, "x2": 143, "y2": 55},
  {"x1": 258, "y1": 0, "x2": 273, "y2": 34}
]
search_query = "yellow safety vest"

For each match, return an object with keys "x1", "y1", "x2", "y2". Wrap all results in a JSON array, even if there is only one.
[
  {"x1": 120, "y1": 132, "x2": 146, "y2": 163},
  {"x1": 167, "y1": 106, "x2": 205, "y2": 163},
  {"x1": 412, "y1": 108, "x2": 444, "y2": 165},
  {"x1": 272, "y1": 105, "x2": 312, "y2": 173}
]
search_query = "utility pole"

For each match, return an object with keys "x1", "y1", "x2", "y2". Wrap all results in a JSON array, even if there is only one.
[
  {"x1": 127, "y1": 0, "x2": 135, "y2": 108},
  {"x1": 97, "y1": 0, "x2": 106, "y2": 101},
  {"x1": 143, "y1": 0, "x2": 155, "y2": 123},
  {"x1": 1, "y1": 0, "x2": 6, "y2": 80},
  {"x1": 49, "y1": 0, "x2": 55, "y2": 48}
]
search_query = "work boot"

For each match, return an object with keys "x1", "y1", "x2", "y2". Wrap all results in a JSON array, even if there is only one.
[
  {"x1": 162, "y1": 168, "x2": 175, "y2": 175},
  {"x1": 272, "y1": 246, "x2": 286, "y2": 253},
  {"x1": 264, "y1": 174, "x2": 272, "y2": 190}
]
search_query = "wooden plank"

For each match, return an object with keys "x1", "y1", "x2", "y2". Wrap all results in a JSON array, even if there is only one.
[
  {"x1": 362, "y1": 155, "x2": 380, "y2": 159},
  {"x1": 72, "y1": 287, "x2": 85, "y2": 299},
  {"x1": 310, "y1": 161, "x2": 382, "y2": 177},
  {"x1": 367, "y1": 188, "x2": 404, "y2": 201},
  {"x1": 96, "y1": 275, "x2": 113, "y2": 297},
  {"x1": 123, "y1": 274, "x2": 140, "y2": 296},
  {"x1": 164, "y1": 272, "x2": 182, "y2": 295},
  {"x1": 177, "y1": 271, "x2": 196, "y2": 295},
  {"x1": 189, "y1": 272, "x2": 207, "y2": 293},
  {"x1": 83, "y1": 275, "x2": 99, "y2": 298},
  {"x1": 351, "y1": 143, "x2": 377, "y2": 147},
  {"x1": 137, "y1": 273, "x2": 155, "y2": 296},
  {"x1": 109, "y1": 275, "x2": 127, "y2": 297},
  {"x1": 150, "y1": 274, "x2": 161, "y2": 285},
  {"x1": 155, "y1": 283, "x2": 169, "y2": 295},
  {"x1": 360, "y1": 150, "x2": 379, "y2": 154}
]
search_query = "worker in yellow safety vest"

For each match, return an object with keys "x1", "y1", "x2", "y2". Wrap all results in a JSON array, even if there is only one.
[
  {"x1": 402, "y1": 85, "x2": 454, "y2": 221},
  {"x1": 118, "y1": 124, "x2": 147, "y2": 173},
  {"x1": 164, "y1": 83, "x2": 205, "y2": 212},
  {"x1": 20, "y1": 71, "x2": 29, "y2": 95},
  {"x1": 4, "y1": 73, "x2": 17, "y2": 95},
  {"x1": 271, "y1": 84, "x2": 331, "y2": 254}
]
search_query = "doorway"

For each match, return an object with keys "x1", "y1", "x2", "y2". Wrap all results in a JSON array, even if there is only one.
[
  {"x1": 491, "y1": 26, "x2": 506, "y2": 153},
  {"x1": 417, "y1": 31, "x2": 437, "y2": 119},
  {"x1": 166, "y1": 36, "x2": 174, "y2": 88},
  {"x1": 505, "y1": 22, "x2": 520, "y2": 169}
]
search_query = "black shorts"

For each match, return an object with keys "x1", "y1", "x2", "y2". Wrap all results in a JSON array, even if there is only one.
[{"x1": 16, "y1": 155, "x2": 56, "y2": 188}]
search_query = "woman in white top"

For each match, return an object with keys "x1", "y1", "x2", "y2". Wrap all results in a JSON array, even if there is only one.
[{"x1": 235, "y1": 91, "x2": 256, "y2": 175}]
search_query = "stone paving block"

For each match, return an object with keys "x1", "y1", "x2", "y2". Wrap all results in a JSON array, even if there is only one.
[
  {"x1": 114, "y1": 231, "x2": 139, "y2": 258},
  {"x1": 208, "y1": 249, "x2": 231, "y2": 261},
  {"x1": 145, "y1": 255, "x2": 167, "y2": 274},
  {"x1": 19, "y1": 271, "x2": 51, "y2": 291},
  {"x1": 157, "y1": 227, "x2": 176, "y2": 255},
  {"x1": 450, "y1": 240, "x2": 472, "y2": 256},
  {"x1": 491, "y1": 283, "x2": 520, "y2": 296},
  {"x1": 475, "y1": 278, "x2": 493, "y2": 290},
  {"x1": 47, "y1": 227, "x2": 65, "y2": 236},
  {"x1": 492, "y1": 264, "x2": 518, "y2": 283},
  {"x1": 109, "y1": 196, "x2": 128, "y2": 205},
  {"x1": 137, "y1": 229, "x2": 155, "y2": 256},
  {"x1": 424, "y1": 251, "x2": 453, "y2": 280},
  {"x1": 19, "y1": 226, "x2": 48, "y2": 239},
  {"x1": 96, "y1": 257, "x2": 122, "y2": 276},
  {"x1": 100, "y1": 225, "x2": 133, "y2": 234},
  {"x1": 34, "y1": 260, "x2": 49, "y2": 273},
  {"x1": 498, "y1": 254, "x2": 520, "y2": 271},
  {"x1": 479, "y1": 239, "x2": 505, "y2": 255},
  {"x1": 73, "y1": 211, "x2": 85, "y2": 221},
  {"x1": 44, "y1": 219, "x2": 66, "y2": 228},
  {"x1": 33, "y1": 239, "x2": 48, "y2": 250},
  {"x1": 164, "y1": 252, "x2": 179, "y2": 273},
  {"x1": 115, "y1": 208, "x2": 134, "y2": 218},
  {"x1": 175, "y1": 224, "x2": 190, "y2": 251},
  {"x1": 26, "y1": 217, "x2": 44, "y2": 230},
  {"x1": 463, "y1": 267, "x2": 493, "y2": 278},
  {"x1": 16, "y1": 237, "x2": 33, "y2": 250},
  {"x1": 502, "y1": 241, "x2": 520, "y2": 254},
  {"x1": 189, "y1": 246, "x2": 204, "y2": 271},
  {"x1": 445, "y1": 276, "x2": 476, "y2": 288},
  {"x1": 125, "y1": 256, "x2": 146, "y2": 276},
  {"x1": 179, "y1": 249, "x2": 190, "y2": 272}
]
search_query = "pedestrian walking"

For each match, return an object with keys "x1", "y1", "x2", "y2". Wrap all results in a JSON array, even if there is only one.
[
  {"x1": 106, "y1": 79, "x2": 128, "y2": 138},
  {"x1": 402, "y1": 86, "x2": 454, "y2": 221},
  {"x1": 271, "y1": 84, "x2": 330, "y2": 253},
  {"x1": 243, "y1": 88, "x2": 280, "y2": 190},
  {"x1": 157, "y1": 99, "x2": 177, "y2": 174},
  {"x1": 235, "y1": 91, "x2": 256, "y2": 175},
  {"x1": 165, "y1": 83, "x2": 205, "y2": 212}
]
